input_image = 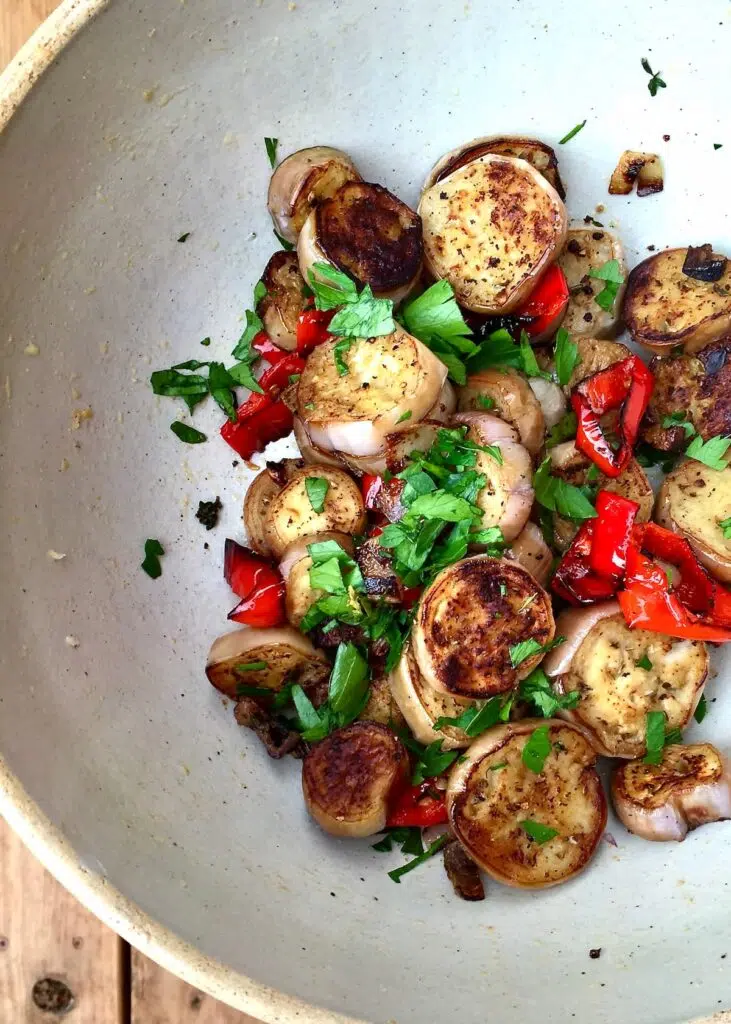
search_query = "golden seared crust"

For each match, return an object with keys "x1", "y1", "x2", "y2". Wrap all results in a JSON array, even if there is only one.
[
  {"x1": 258, "y1": 251, "x2": 306, "y2": 350},
  {"x1": 567, "y1": 336, "x2": 631, "y2": 391},
  {"x1": 418, "y1": 155, "x2": 567, "y2": 315},
  {"x1": 429, "y1": 135, "x2": 565, "y2": 199},
  {"x1": 641, "y1": 340, "x2": 731, "y2": 450},
  {"x1": 414, "y1": 556, "x2": 555, "y2": 699},
  {"x1": 557, "y1": 228, "x2": 626, "y2": 338},
  {"x1": 623, "y1": 248, "x2": 731, "y2": 353},
  {"x1": 558, "y1": 614, "x2": 708, "y2": 758},
  {"x1": 388, "y1": 642, "x2": 476, "y2": 749},
  {"x1": 206, "y1": 631, "x2": 330, "y2": 699},
  {"x1": 267, "y1": 146, "x2": 362, "y2": 241},
  {"x1": 316, "y1": 182, "x2": 422, "y2": 292},
  {"x1": 358, "y1": 675, "x2": 406, "y2": 729},
  {"x1": 302, "y1": 722, "x2": 409, "y2": 834},
  {"x1": 613, "y1": 743, "x2": 724, "y2": 811},
  {"x1": 457, "y1": 369, "x2": 545, "y2": 455},
  {"x1": 243, "y1": 469, "x2": 281, "y2": 556},
  {"x1": 266, "y1": 466, "x2": 366, "y2": 557},
  {"x1": 448, "y1": 721, "x2": 606, "y2": 888},
  {"x1": 656, "y1": 460, "x2": 731, "y2": 582}
]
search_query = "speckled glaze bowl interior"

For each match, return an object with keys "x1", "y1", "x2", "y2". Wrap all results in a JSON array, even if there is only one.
[{"x1": 2, "y1": 2, "x2": 731, "y2": 1022}]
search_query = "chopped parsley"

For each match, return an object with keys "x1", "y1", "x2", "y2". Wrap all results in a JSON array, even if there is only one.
[
  {"x1": 264, "y1": 136, "x2": 279, "y2": 168},
  {"x1": 467, "y1": 327, "x2": 523, "y2": 374},
  {"x1": 714, "y1": 143, "x2": 724, "y2": 151},
  {"x1": 141, "y1": 538, "x2": 164, "y2": 579},
  {"x1": 720, "y1": 517, "x2": 731, "y2": 540},
  {"x1": 589, "y1": 259, "x2": 625, "y2": 313},
  {"x1": 685, "y1": 434, "x2": 731, "y2": 471},
  {"x1": 553, "y1": 327, "x2": 580, "y2": 386},
  {"x1": 522, "y1": 725, "x2": 552, "y2": 774},
  {"x1": 308, "y1": 264, "x2": 394, "y2": 347},
  {"x1": 475, "y1": 395, "x2": 496, "y2": 410},
  {"x1": 643, "y1": 710, "x2": 680, "y2": 765},
  {"x1": 635, "y1": 654, "x2": 653, "y2": 671},
  {"x1": 641, "y1": 57, "x2": 666, "y2": 97},
  {"x1": 305, "y1": 476, "x2": 330, "y2": 514},
  {"x1": 533, "y1": 456, "x2": 597, "y2": 521},
  {"x1": 520, "y1": 820, "x2": 559, "y2": 844},
  {"x1": 333, "y1": 337, "x2": 354, "y2": 376},
  {"x1": 177, "y1": 232, "x2": 191, "y2": 243},
  {"x1": 195, "y1": 496, "x2": 222, "y2": 530},
  {"x1": 518, "y1": 668, "x2": 580, "y2": 717},
  {"x1": 546, "y1": 411, "x2": 578, "y2": 449},
  {"x1": 273, "y1": 229, "x2": 295, "y2": 251},
  {"x1": 236, "y1": 661, "x2": 268, "y2": 672},
  {"x1": 200, "y1": 337, "x2": 211, "y2": 347},
  {"x1": 397, "y1": 410, "x2": 413, "y2": 423},
  {"x1": 387, "y1": 833, "x2": 450, "y2": 883},
  {"x1": 694, "y1": 695, "x2": 708, "y2": 724},
  {"x1": 662, "y1": 411, "x2": 696, "y2": 438},
  {"x1": 509, "y1": 637, "x2": 565, "y2": 669},
  {"x1": 170, "y1": 421, "x2": 207, "y2": 444},
  {"x1": 400, "y1": 280, "x2": 475, "y2": 384},
  {"x1": 434, "y1": 695, "x2": 510, "y2": 737},
  {"x1": 372, "y1": 827, "x2": 424, "y2": 856},
  {"x1": 291, "y1": 642, "x2": 369, "y2": 742},
  {"x1": 635, "y1": 443, "x2": 681, "y2": 473},
  {"x1": 559, "y1": 120, "x2": 587, "y2": 145},
  {"x1": 519, "y1": 332, "x2": 552, "y2": 380}
]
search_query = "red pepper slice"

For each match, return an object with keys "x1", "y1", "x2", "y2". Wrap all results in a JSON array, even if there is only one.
[
  {"x1": 552, "y1": 520, "x2": 619, "y2": 605},
  {"x1": 296, "y1": 309, "x2": 334, "y2": 355},
  {"x1": 361, "y1": 474, "x2": 384, "y2": 510},
  {"x1": 589, "y1": 490, "x2": 640, "y2": 582},
  {"x1": 386, "y1": 784, "x2": 448, "y2": 828},
  {"x1": 223, "y1": 539, "x2": 286, "y2": 627},
  {"x1": 220, "y1": 354, "x2": 305, "y2": 460},
  {"x1": 620, "y1": 357, "x2": 654, "y2": 448},
  {"x1": 513, "y1": 265, "x2": 570, "y2": 339},
  {"x1": 572, "y1": 394, "x2": 629, "y2": 477},
  {"x1": 252, "y1": 332, "x2": 289, "y2": 365}
]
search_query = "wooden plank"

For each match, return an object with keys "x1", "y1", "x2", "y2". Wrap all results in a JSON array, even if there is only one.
[
  {"x1": 0, "y1": 815, "x2": 124, "y2": 1024},
  {"x1": 0, "y1": 0, "x2": 60, "y2": 69},
  {"x1": 131, "y1": 949, "x2": 259, "y2": 1024}
]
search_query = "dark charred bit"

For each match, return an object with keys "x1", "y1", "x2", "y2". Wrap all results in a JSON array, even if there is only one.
[
  {"x1": 356, "y1": 537, "x2": 399, "y2": 598},
  {"x1": 443, "y1": 838, "x2": 486, "y2": 901},
  {"x1": 234, "y1": 697, "x2": 306, "y2": 759},
  {"x1": 589, "y1": 948, "x2": 602, "y2": 959},
  {"x1": 567, "y1": 238, "x2": 583, "y2": 255},
  {"x1": 266, "y1": 458, "x2": 305, "y2": 488},
  {"x1": 195, "y1": 496, "x2": 222, "y2": 530},
  {"x1": 682, "y1": 244, "x2": 728, "y2": 283},
  {"x1": 311, "y1": 622, "x2": 369, "y2": 651}
]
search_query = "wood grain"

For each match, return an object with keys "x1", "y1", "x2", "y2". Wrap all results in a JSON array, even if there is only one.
[
  {"x1": 132, "y1": 950, "x2": 257, "y2": 1024},
  {"x1": 0, "y1": 0, "x2": 60, "y2": 69},
  {"x1": 0, "y1": 816, "x2": 124, "y2": 1024}
]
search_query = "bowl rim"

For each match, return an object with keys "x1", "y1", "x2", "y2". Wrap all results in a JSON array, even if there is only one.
[{"x1": 0, "y1": 4, "x2": 354, "y2": 1020}]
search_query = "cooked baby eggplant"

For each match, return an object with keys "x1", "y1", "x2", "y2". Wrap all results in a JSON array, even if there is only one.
[
  {"x1": 640, "y1": 340, "x2": 731, "y2": 451},
  {"x1": 298, "y1": 181, "x2": 422, "y2": 303},
  {"x1": 296, "y1": 328, "x2": 447, "y2": 457},
  {"x1": 452, "y1": 412, "x2": 535, "y2": 542},
  {"x1": 233, "y1": 697, "x2": 305, "y2": 759},
  {"x1": 507, "y1": 522, "x2": 553, "y2": 587},
  {"x1": 612, "y1": 743, "x2": 731, "y2": 842},
  {"x1": 557, "y1": 228, "x2": 627, "y2": 338},
  {"x1": 389, "y1": 641, "x2": 478, "y2": 750},
  {"x1": 264, "y1": 466, "x2": 366, "y2": 558},
  {"x1": 457, "y1": 369, "x2": 545, "y2": 457},
  {"x1": 544, "y1": 604, "x2": 708, "y2": 759},
  {"x1": 302, "y1": 721, "x2": 409, "y2": 838},
  {"x1": 292, "y1": 417, "x2": 347, "y2": 470},
  {"x1": 656, "y1": 459, "x2": 731, "y2": 583},
  {"x1": 446, "y1": 720, "x2": 606, "y2": 888},
  {"x1": 358, "y1": 674, "x2": 406, "y2": 729},
  {"x1": 527, "y1": 377, "x2": 567, "y2": 430},
  {"x1": 608, "y1": 150, "x2": 664, "y2": 197},
  {"x1": 206, "y1": 626, "x2": 330, "y2": 699},
  {"x1": 278, "y1": 532, "x2": 355, "y2": 627},
  {"x1": 257, "y1": 251, "x2": 306, "y2": 351},
  {"x1": 243, "y1": 458, "x2": 305, "y2": 556},
  {"x1": 623, "y1": 247, "x2": 731, "y2": 354},
  {"x1": 412, "y1": 555, "x2": 555, "y2": 699},
  {"x1": 267, "y1": 146, "x2": 361, "y2": 243},
  {"x1": 424, "y1": 135, "x2": 566, "y2": 199},
  {"x1": 418, "y1": 154, "x2": 567, "y2": 315},
  {"x1": 442, "y1": 839, "x2": 486, "y2": 901}
]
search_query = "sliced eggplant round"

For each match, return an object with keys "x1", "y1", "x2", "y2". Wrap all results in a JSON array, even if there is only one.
[
  {"x1": 267, "y1": 146, "x2": 361, "y2": 243},
  {"x1": 446, "y1": 720, "x2": 607, "y2": 889},
  {"x1": 424, "y1": 135, "x2": 566, "y2": 199},
  {"x1": 388, "y1": 641, "x2": 477, "y2": 750},
  {"x1": 412, "y1": 555, "x2": 555, "y2": 699},
  {"x1": 506, "y1": 522, "x2": 552, "y2": 586},
  {"x1": 282, "y1": 537, "x2": 353, "y2": 628},
  {"x1": 298, "y1": 181, "x2": 423, "y2": 303},
  {"x1": 292, "y1": 416, "x2": 347, "y2": 470},
  {"x1": 623, "y1": 247, "x2": 731, "y2": 354},
  {"x1": 418, "y1": 154, "x2": 567, "y2": 315},
  {"x1": 546, "y1": 606, "x2": 708, "y2": 759},
  {"x1": 302, "y1": 721, "x2": 409, "y2": 838},
  {"x1": 278, "y1": 531, "x2": 354, "y2": 581},
  {"x1": 656, "y1": 459, "x2": 731, "y2": 583},
  {"x1": 296, "y1": 327, "x2": 447, "y2": 457},
  {"x1": 243, "y1": 458, "x2": 305, "y2": 556},
  {"x1": 206, "y1": 626, "x2": 330, "y2": 699},
  {"x1": 612, "y1": 743, "x2": 731, "y2": 842},
  {"x1": 256, "y1": 251, "x2": 306, "y2": 351},
  {"x1": 358, "y1": 674, "x2": 406, "y2": 730},
  {"x1": 265, "y1": 466, "x2": 366, "y2": 558},
  {"x1": 557, "y1": 228, "x2": 627, "y2": 339},
  {"x1": 457, "y1": 369, "x2": 545, "y2": 456}
]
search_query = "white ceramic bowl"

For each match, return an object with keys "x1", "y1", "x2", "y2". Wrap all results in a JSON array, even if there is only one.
[{"x1": 2, "y1": 2, "x2": 731, "y2": 1022}]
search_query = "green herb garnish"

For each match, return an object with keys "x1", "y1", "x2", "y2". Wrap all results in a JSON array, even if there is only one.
[
  {"x1": 291, "y1": 642, "x2": 369, "y2": 742},
  {"x1": 387, "y1": 833, "x2": 450, "y2": 883},
  {"x1": 170, "y1": 421, "x2": 207, "y2": 444},
  {"x1": 509, "y1": 637, "x2": 565, "y2": 669},
  {"x1": 553, "y1": 327, "x2": 580, "y2": 386},
  {"x1": 177, "y1": 232, "x2": 191, "y2": 243},
  {"x1": 641, "y1": 57, "x2": 666, "y2": 97},
  {"x1": 643, "y1": 710, "x2": 670, "y2": 765},
  {"x1": 685, "y1": 434, "x2": 731, "y2": 471},
  {"x1": 397, "y1": 410, "x2": 413, "y2": 423},
  {"x1": 720, "y1": 517, "x2": 731, "y2": 540},
  {"x1": 559, "y1": 120, "x2": 587, "y2": 145},
  {"x1": 546, "y1": 411, "x2": 578, "y2": 449},
  {"x1": 519, "y1": 331, "x2": 552, "y2": 380},
  {"x1": 534, "y1": 456, "x2": 597, "y2": 521},
  {"x1": 694, "y1": 695, "x2": 708, "y2": 724},
  {"x1": 589, "y1": 259, "x2": 625, "y2": 313},
  {"x1": 141, "y1": 538, "x2": 164, "y2": 579},
  {"x1": 518, "y1": 668, "x2": 580, "y2": 717},
  {"x1": 399, "y1": 280, "x2": 475, "y2": 384},
  {"x1": 372, "y1": 827, "x2": 424, "y2": 856},
  {"x1": 305, "y1": 476, "x2": 330, "y2": 514},
  {"x1": 264, "y1": 137, "x2": 279, "y2": 167},
  {"x1": 309, "y1": 264, "x2": 394, "y2": 343},
  {"x1": 635, "y1": 654, "x2": 653, "y2": 670},
  {"x1": 434, "y1": 697, "x2": 507, "y2": 737},
  {"x1": 520, "y1": 820, "x2": 559, "y2": 844},
  {"x1": 661, "y1": 411, "x2": 696, "y2": 438},
  {"x1": 522, "y1": 725, "x2": 552, "y2": 774},
  {"x1": 236, "y1": 661, "x2": 269, "y2": 672},
  {"x1": 273, "y1": 229, "x2": 295, "y2": 251},
  {"x1": 475, "y1": 395, "x2": 495, "y2": 410}
]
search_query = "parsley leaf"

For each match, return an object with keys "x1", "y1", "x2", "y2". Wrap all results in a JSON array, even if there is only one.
[
  {"x1": 309, "y1": 264, "x2": 358, "y2": 309},
  {"x1": 553, "y1": 328, "x2": 580, "y2": 386},
  {"x1": 522, "y1": 725, "x2": 552, "y2": 774},
  {"x1": 177, "y1": 231, "x2": 191, "y2": 243},
  {"x1": 434, "y1": 697, "x2": 505, "y2": 737},
  {"x1": 409, "y1": 738, "x2": 460, "y2": 785},
  {"x1": 150, "y1": 368, "x2": 210, "y2": 413},
  {"x1": 332, "y1": 337, "x2": 354, "y2": 376},
  {"x1": 141, "y1": 538, "x2": 164, "y2": 579},
  {"x1": 520, "y1": 820, "x2": 559, "y2": 844},
  {"x1": 170, "y1": 421, "x2": 207, "y2": 444},
  {"x1": 264, "y1": 136, "x2": 279, "y2": 168},
  {"x1": 546, "y1": 411, "x2": 578, "y2": 449},
  {"x1": 720, "y1": 517, "x2": 731, "y2": 540},
  {"x1": 694, "y1": 694, "x2": 708, "y2": 724},
  {"x1": 643, "y1": 710, "x2": 670, "y2": 765},
  {"x1": 329, "y1": 285, "x2": 395, "y2": 339},
  {"x1": 372, "y1": 827, "x2": 424, "y2": 856},
  {"x1": 518, "y1": 668, "x2": 580, "y2": 717},
  {"x1": 662, "y1": 411, "x2": 696, "y2": 438},
  {"x1": 534, "y1": 456, "x2": 597, "y2": 521},
  {"x1": 509, "y1": 637, "x2": 564, "y2": 668},
  {"x1": 292, "y1": 642, "x2": 369, "y2": 741},
  {"x1": 635, "y1": 654, "x2": 653, "y2": 670},
  {"x1": 475, "y1": 395, "x2": 495, "y2": 410},
  {"x1": 641, "y1": 57, "x2": 666, "y2": 97},
  {"x1": 685, "y1": 434, "x2": 731, "y2": 471},
  {"x1": 305, "y1": 476, "x2": 329, "y2": 514},
  {"x1": 231, "y1": 309, "x2": 265, "y2": 364},
  {"x1": 273, "y1": 229, "x2": 295, "y2": 251},
  {"x1": 467, "y1": 328, "x2": 523, "y2": 373},
  {"x1": 207, "y1": 362, "x2": 238, "y2": 422},
  {"x1": 589, "y1": 259, "x2": 625, "y2": 313},
  {"x1": 635, "y1": 443, "x2": 681, "y2": 473},
  {"x1": 387, "y1": 833, "x2": 450, "y2": 883},
  {"x1": 519, "y1": 332, "x2": 552, "y2": 379},
  {"x1": 236, "y1": 661, "x2": 268, "y2": 672},
  {"x1": 559, "y1": 120, "x2": 587, "y2": 145},
  {"x1": 400, "y1": 280, "x2": 475, "y2": 383},
  {"x1": 397, "y1": 410, "x2": 413, "y2": 423}
]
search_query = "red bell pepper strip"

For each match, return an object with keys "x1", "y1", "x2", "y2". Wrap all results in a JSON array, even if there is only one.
[
  {"x1": 361, "y1": 474, "x2": 384, "y2": 510},
  {"x1": 386, "y1": 784, "x2": 448, "y2": 828},
  {"x1": 572, "y1": 356, "x2": 654, "y2": 478},
  {"x1": 513, "y1": 265, "x2": 570, "y2": 338},
  {"x1": 589, "y1": 490, "x2": 640, "y2": 582},
  {"x1": 552, "y1": 520, "x2": 619, "y2": 605},
  {"x1": 252, "y1": 332, "x2": 291, "y2": 365},
  {"x1": 223, "y1": 539, "x2": 286, "y2": 627},
  {"x1": 296, "y1": 309, "x2": 334, "y2": 355},
  {"x1": 220, "y1": 354, "x2": 305, "y2": 461}
]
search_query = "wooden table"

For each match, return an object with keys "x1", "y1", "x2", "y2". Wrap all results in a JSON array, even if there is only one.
[{"x1": 0, "y1": 4, "x2": 258, "y2": 1020}]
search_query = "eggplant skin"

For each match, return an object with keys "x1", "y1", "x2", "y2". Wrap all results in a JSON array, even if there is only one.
[
  {"x1": 257, "y1": 251, "x2": 306, "y2": 351},
  {"x1": 623, "y1": 248, "x2": 731, "y2": 354},
  {"x1": 426, "y1": 135, "x2": 566, "y2": 200},
  {"x1": 557, "y1": 228, "x2": 626, "y2": 339},
  {"x1": 656, "y1": 459, "x2": 731, "y2": 584},
  {"x1": 316, "y1": 181, "x2": 422, "y2": 293}
]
